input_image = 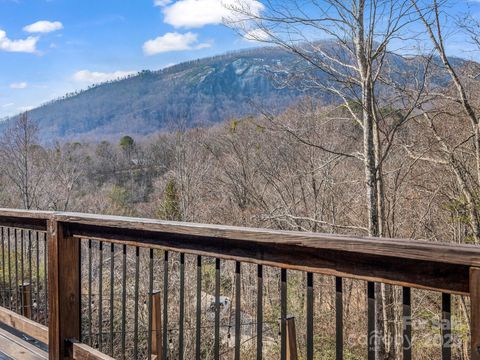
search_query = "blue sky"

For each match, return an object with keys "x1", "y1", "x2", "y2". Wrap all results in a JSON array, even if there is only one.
[
  {"x1": 0, "y1": 0, "x2": 479, "y2": 119},
  {"x1": 0, "y1": 0, "x2": 265, "y2": 118}
]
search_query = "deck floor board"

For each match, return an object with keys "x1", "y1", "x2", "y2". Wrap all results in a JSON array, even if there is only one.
[{"x1": 0, "y1": 327, "x2": 47, "y2": 360}]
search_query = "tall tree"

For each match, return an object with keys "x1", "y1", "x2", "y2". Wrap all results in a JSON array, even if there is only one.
[
  {"x1": 227, "y1": 1, "x2": 426, "y2": 357},
  {"x1": 0, "y1": 112, "x2": 43, "y2": 209},
  {"x1": 411, "y1": 0, "x2": 480, "y2": 242}
]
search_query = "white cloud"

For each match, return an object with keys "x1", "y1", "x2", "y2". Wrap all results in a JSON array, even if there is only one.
[
  {"x1": 0, "y1": 30, "x2": 38, "y2": 53},
  {"x1": 243, "y1": 28, "x2": 271, "y2": 42},
  {"x1": 162, "y1": 0, "x2": 264, "y2": 28},
  {"x1": 10, "y1": 82, "x2": 28, "y2": 89},
  {"x1": 2, "y1": 103, "x2": 14, "y2": 108},
  {"x1": 154, "y1": 0, "x2": 172, "y2": 6},
  {"x1": 143, "y1": 32, "x2": 211, "y2": 55},
  {"x1": 23, "y1": 21, "x2": 63, "y2": 33},
  {"x1": 72, "y1": 70, "x2": 136, "y2": 83}
]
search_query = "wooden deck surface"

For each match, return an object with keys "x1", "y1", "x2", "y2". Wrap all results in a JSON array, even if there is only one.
[{"x1": 0, "y1": 327, "x2": 47, "y2": 360}]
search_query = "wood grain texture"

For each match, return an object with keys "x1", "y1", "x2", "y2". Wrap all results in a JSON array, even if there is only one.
[
  {"x1": 48, "y1": 220, "x2": 80, "y2": 360},
  {"x1": 0, "y1": 326, "x2": 47, "y2": 360},
  {"x1": 0, "y1": 306, "x2": 48, "y2": 344},
  {"x1": 69, "y1": 340, "x2": 115, "y2": 360},
  {"x1": 471, "y1": 267, "x2": 480, "y2": 360},
  {"x1": 52, "y1": 211, "x2": 480, "y2": 267},
  {"x1": 0, "y1": 209, "x2": 52, "y2": 231},
  {"x1": 286, "y1": 317, "x2": 298, "y2": 360},
  {"x1": 151, "y1": 291, "x2": 163, "y2": 359}
]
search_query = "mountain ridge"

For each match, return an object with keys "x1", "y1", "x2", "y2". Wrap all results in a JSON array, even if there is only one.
[{"x1": 2, "y1": 44, "x2": 468, "y2": 142}]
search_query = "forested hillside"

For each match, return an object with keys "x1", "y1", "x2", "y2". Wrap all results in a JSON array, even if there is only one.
[{"x1": 2, "y1": 44, "x2": 465, "y2": 142}]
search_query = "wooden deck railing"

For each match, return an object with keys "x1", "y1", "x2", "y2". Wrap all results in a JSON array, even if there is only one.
[{"x1": 1, "y1": 208, "x2": 480, "y2": 359}]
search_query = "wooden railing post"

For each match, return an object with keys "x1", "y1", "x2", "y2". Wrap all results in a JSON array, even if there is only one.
[
  {"x1": 471, "y1": 267, "x2": 480, "y2": 360},
  {"x1": 286, "y1": 316, "x2": 298, "y2": 360},
  {"x1": 48, "y1": 219, "x2": 80, "y2": 360},
  {"x1": 20, "y1": 283, "x2": 32, "y2": 319},
  {"x1": 151, "y1": 291, "x2": 163, "y2": 360}
]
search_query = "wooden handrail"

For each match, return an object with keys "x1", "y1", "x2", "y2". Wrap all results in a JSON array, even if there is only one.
[
  {"x1": 0, "y1": 210, "x2": 477, "y2": 294},
  {"x1": 49, "y1": 211, "x2": 477, "y2": 295},
  {"x1": 52, "y1": 211, "x2": 480, "y2": 267}
]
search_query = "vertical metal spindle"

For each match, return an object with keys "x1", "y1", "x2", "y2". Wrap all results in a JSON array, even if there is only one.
[
  {"x1": 35, "y1": 232, "x2": 40, "y2": 322},
  {"x1": 257, "y1": 264, "x2": 263, "y2": 360},
  {"x1": 147, "y1": 249, "x2": 154, "y2": 360},
  {"x1": 20, "y1": 229, "x2": 24, "y2": 315},
  {"x1": 88, "y1": 239, "x2": 93, "y2": 346},
  {"x1": 43, "y1": 232, "x2": 47, "y2": 325},
  {"x1": 306, "y1": 272, "x2": 314, "y2": 360},
  {"x1": 179, "y1": 253, "x2": 185, "y2": 360},
  {"x1": 196, "y1": 255, "x2": 202, "y2": 360},
  {"x1": 442, "y1": 293, "x2": 451, "y2": 360},
  {"x1": 336, "y1": 277, "x2": 343, "y2": 360},
  {"x1": 121, "y1": 244, "x2": 127, "y2": 360},
  {"x1": 235, "y1": 261, "x2": 241, "y2": 360},
  {"x1": 109, "y1": 243, "x2": 115, "y2": 357},
  {"x1": 1, "y1": 227, "x2": 5, "y2": 307},
  {"x1": 28, "y1": 230, "x2": 32, "y2": 319},
  {"x1": 403, "y1": 287, "x2": 411, "y2": 360},
  {"x1": 214, "y1": 258, "x2": 220, "y2": 360},
  {"x1": 280, "y1": 268, "x2": 287, "y2": 360},
  {"x1": 162, "y1": 251, "x2": 169, "y2": 360},
  {"x1": 14, "y1": 229, "x2": 19, "y2": 313},
  {"x1": 367, "y1": 282, "x2": 375, "y2": 360},
  {"x1": 17, "y1": 229, "x2": 25, "y2": 314},
  {"x1": 99, "y1": 241, "x2": 104, "y2": 352},
  {"x1": 133, "y1": 246, "x2": 140, "y2": 360},
  {"x1": 7, "y1": 228, "x2": 12, "y2": 311}
]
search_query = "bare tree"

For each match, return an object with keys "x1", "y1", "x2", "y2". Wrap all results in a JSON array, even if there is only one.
[
  {"x1": 226, "y1": 1, "x2": 429, "y2": 357},
  {"x1": 0, "y1": 112, "x2": 43, "y2": 209},
  {"x1": 411, "y1": 0, "x2": 480, "y2": 242}
]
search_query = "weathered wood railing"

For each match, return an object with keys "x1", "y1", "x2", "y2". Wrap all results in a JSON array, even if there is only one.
[{"x1": 1, "y1": 209, "x2": 480, "y2": 359}]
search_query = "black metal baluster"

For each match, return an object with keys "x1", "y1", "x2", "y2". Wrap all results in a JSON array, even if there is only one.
[
  {"x1": 1, "y1": 227, "x2": 5, "y2": 307},
  {"x1": 307, "y1": 272, "x2": 314, "y2": 360},
  {"x1": 88, "y1": 239, "x2": 93, "y2": 346},
  {"x1": 28, "y1": 230, "x2": 32, "y2": 318},
  {"x1": 196, "y1": 255, "x2": 202, "y2": 360},
  {"x1": 235, "y1": 261, "x2": 241, "y2": 360},
  {"x1": 44, "y1": 232, "x2": 47, "y2": 325},
  {"x1": 133, "y1": 246, "x2": 140, "y2": 360},
  {"x1": 7, "y1": 228, "x2": 12, "y2": 311},
  {"x1": 336, "y1": 277, "x2": 343, "y2": 360},
  {"x1": 214, "y1": 258, "x2": 220, "y2": 360},
  {"x1": 280, "y1": 268, "x2": 287, "y2": 360},
  {"x1": 20, "y1": 229, "x2": 24, "y2": 315},
  {"x1": 403, "y1": 287, "x2": 411, "y2": 360},
  {"x1": 147, "y1": 248, "x2": 154, "y2": 360},
  {"x1": 35, "y1": 231, "x2": 40, "y2": 322},
  {"x1": 367, "y1": 282, "x2": 375, "y2": 360},
  {"x1": 179, "y1": 253, "x2": 185, "y2": 360},
  {"x1": 162, "y1": 251, "x2": 169, "y2": 360},
  {"x1": 121, "y1": 244, "x2": 127, "y2": 360},
  {"x1": 257, "y1": 264, "x2": 263, "y2": 360},
  {"x1": 99, "y1": 241, "x2": 104, "y2": 352},
  {"x1": 14, "y1": 229, "x2": 19, "y2": 313},
  {"x1": 109, "y1": 243, "x2": 115, "y2": 357},
  {"x1": 442, "y1": 293, "x2": 451, "y2": 360}
]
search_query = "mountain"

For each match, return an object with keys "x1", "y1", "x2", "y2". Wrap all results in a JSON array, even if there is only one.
[
  {"x1": 10, "y1": 47, "x2": 310, "y2": 142},
  {"x1": 2, "y1": 45, "x2": 467, "y2": 142}
]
